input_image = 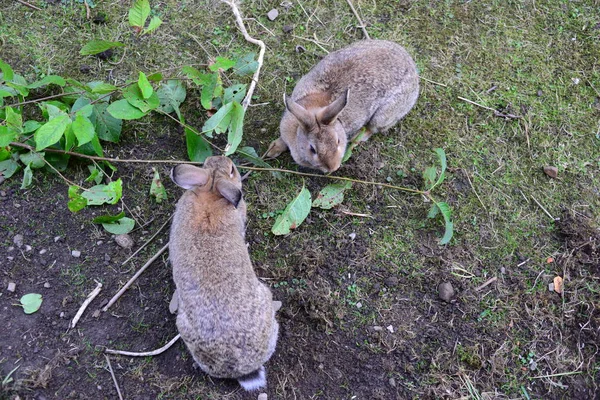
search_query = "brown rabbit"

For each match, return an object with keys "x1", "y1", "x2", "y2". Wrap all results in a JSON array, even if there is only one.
[
  {"x1": 266, "y1": 39, "x2": 419, "y2": 173},
  {"x1": 169, "y1": 156, "x2": 279, "y2": 391}
]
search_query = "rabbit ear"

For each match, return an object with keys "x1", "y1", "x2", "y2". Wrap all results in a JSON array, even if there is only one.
[
  {"x1": 284, "y1": 94, "x2": 315, "y2": 128},
  {"x1": 318, "y1": 88, "x2": 349, "y2": 125},
  {"x1": 215, "y1": 179, "x2": 243, "y2": 208},
  {"x1": 171, "y1": 165, "x2": 210, "y2": 189}
]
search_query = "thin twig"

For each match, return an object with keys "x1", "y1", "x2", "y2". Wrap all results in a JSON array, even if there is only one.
[
  {"x1": 71, "y1": 280, "x2": 102, "y2": 328},
  {"x1": 421, "y1": 77, "x2": 448, "y2": 87},
  {"x1": 340, "y1": 210, "x2": 373, "y2": 218},
  {"x1": 16, "y1": 0, "x2": 41, "y2": 10},
  {"x1": 531, "y1": 195, "x2": 558, "y2": 221},
  {"x1": 83, "y1": 0, "x2": 91, "y2": 19},
  {"x1": 120, "y1": 216, "x2": 172, "y2": 268},
  {"x1": 102, "y1": 243, "x2": 169, "y2": 312},
  {"x1": 3, "y1": 91, "x2": 86, "y2": 109},
  {"x1": 104, "y1": 355, "x2": 124, "y2": 400},
  {"x1": 42, "y1": 156, "x2": 85, "y2": 190},
  {"x1": 219, "y1": 0, "x2": 265, "y2": 111},
  {"x1": 457, "y1": 96, "x2": 497, "y2": 112},
  {"x1": 530, "y1": 370, "x2": 583, "y2": 379},
  {"x1": 105, "y1": 334, "x2": 181, "y2": 357},
  {"x1": 292, "y1": 35, "x2": 330, "y2": 54},
  {"x1": 458, "y1": 96, "x2": 521, "y2": 119},
  {"x1": 345, "y1": 0, "x2": 370, "y2": 39},
  {"x1": 463, "y1": 169, "x2": 487, "y2": 212},
  {"x1": 475, "y1": 276, "x2": 497, "y2": 292}
]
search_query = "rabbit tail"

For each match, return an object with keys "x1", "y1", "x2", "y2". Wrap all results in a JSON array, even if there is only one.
[{"x1": 237, "y1": 366, "x2": 266, "y2": 391}]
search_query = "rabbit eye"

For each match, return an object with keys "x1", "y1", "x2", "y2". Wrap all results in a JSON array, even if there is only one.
[
  {"x1": 230, "y1": 164, "x2": 235, "y2": 177},
  {"x1": 309, "y1": 145, "x2": 317, "y2": 154}
]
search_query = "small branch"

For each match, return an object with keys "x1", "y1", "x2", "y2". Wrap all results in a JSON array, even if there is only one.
[
  {"x1": 219, "y1": 0, "x2": 265, "y2": 111},
  {"x1": 105, "y1": 334, "x2": 181, "y2": 357},
  {"x1": 531, "y1": 195, "x2": 559, "y2": 221},
  {"x1": 462, "y1": 169, "x2": 487, "y2": 212},
  {"x1": 345, "y1": 0, "x2": 370, "y2": 40},
  {"x1": 457, "y1": 96, "x2": 521, "y2": 119},
  {"x1": 102, "y1": 243, "x2": 169, "y2": 312},
  {"x1": 119, "y1": 216, "x2": 172, "y2": 269},
  {"x1": 104, "y1": 355, "x2": 124, "y2": 400},
  {"x1": 83, "y1": 0, "x2": 91, "y2": 19},
  {"x1": 421, "y1": 76, "x2": 448, "y2": 87},
  {"x1": 42, "y1": 156, "x2": 84, "y2": 190},
  {"x1": 3, "y1": 91, "x2": 86, "y2": 109},
  {"x1": 292, "y1": 35, "x2": 330, "y2": 54},
  {"x1": 16, "y1": 0, "x2": 41, "y2": 10},
  {"x1": 71, "y1": 280, "x2": 102, "y2": 329},
  {"x1": 475, "y1": 276, "x2": 497, "y2": 292},
  {"x1": 530, "y1": 370, "x2": 582, "y2": 379}
]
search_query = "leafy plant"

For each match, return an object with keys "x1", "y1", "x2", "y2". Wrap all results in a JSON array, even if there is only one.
[{"x1": 128, "y1": 0, "x2": 162, "y2": 35}]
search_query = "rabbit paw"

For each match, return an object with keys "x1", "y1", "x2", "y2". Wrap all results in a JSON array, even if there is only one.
[{"x1": 265, "y1": 138, "x2": 287, "y2": 158}]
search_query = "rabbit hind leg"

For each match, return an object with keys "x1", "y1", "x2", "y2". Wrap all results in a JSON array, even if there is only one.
[{"x1": 368, "y1": 91, "x2": 418, "y2": 133}]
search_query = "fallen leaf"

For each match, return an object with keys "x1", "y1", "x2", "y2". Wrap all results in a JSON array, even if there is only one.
[
  {"x1": 553, "y1": 276, "x2": 563, "y2": 294},
  {"x1": 20, "y1": 293, "x2": 43, "y2": 314}
]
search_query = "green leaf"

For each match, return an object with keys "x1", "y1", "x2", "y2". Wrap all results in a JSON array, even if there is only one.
[
  {"x1": 185, "y1": 117, "x2": 212, "y2": 162},
  {"x1": 21, "y1": 164, "x2": 33, "y2": 189},
  {"x1": 93, "y1": 103, "x2": 122, "y2": 142},
  {"x1": 20, "y1": 293, "x2": 42, "y2": 314},
  {"x1": 90, "y1": 83, "x2": 119, "y2": 94},
  {"x1": 44, "y1": 152, "x2": 70, "y2": 172},
  {"x1": 342, "y1": 128, "x2": 369, "y2": 163},
  {"x1": 68, "y1": 185, "x2": 87, "y2": 212},
  {"x1": 26, "y1": 75, "x2": 66, "y2": 89},
  {"x1": 5, "y1": 106, "x2": 22, "y2": 132},
  {"x1": 0, "y1": 158, "x2": 20, "y2": 178},
  {"x1": 64, "y1": 124, "x2": 76, "y2": 151},
  {"x1": 23, "y1": 120, "x2": 42, "y2": 134},
  {"x1": 150, "y1": 167, "x2": 167, "y2": 203},
  {"x1": 34, "y1": 115, "x2": 70, "y2": 151},
  {"x1": 202, "y1": 101, "x2": 233, "y2": 136},
  {"x1": 143, "y1": 16, "x2": 162, "y2": 34},
  {"x1": 200, "y1": 73, "x2": 222, "y2": 110},
  {"x1": 72, "y1": 114, "x2": 96, "y2": 147},
  {"x1": 107, "y1": 99, "x2": 147, "y2": 120},
  {"x1": 435, "y1": 201, "x2": 454, "y2": 245},
  {"x1": 85, "y1": 165, "x2": 103, "y2": 184},
  {"x1": 233, "y1": 53, "x2": 258, "y2": 76},
  {"x1": 225, "y1": 101, "x2": 244, "y2": 156},
  {"x1": 209, "y1": 57, "x2": 236, "y2": 72},
  {"x1": 312, "y1": 181, "x2": 352, "y2": 209},
  {"x1": 223, "y1": 83, "x2": 247, "y2": 104},
  {"x1": 92, "y1": 211, "x2": 125, "y2": 224},
  {"x1": 156, "y1": 80, "x2": 186, "y2": 118},
  {"x1": 0, "y1": 59, "x2": 14, "y2": 82},
  {"x1": 128, "y1": 0, "x2": 150, "y2": 28},
  {"x1": 272, "y1": 186, "x2": 312, "y2": 235},
  {"x1": 102, "y1": 217, "x2": 135, "y2": 235},
  {"x1": 147, "y1": 72, "x2": 162, "y2": 82},
  {"x1": 80, "y1": 40, "x2": 124, "y2": 56},
  {"x1": 423, "y1": 166, "x2": 437, "y2": 189},
  {"x1": 123, "y1": 85, "x2": 159, "y2": 112},
  {"x1": 0, "y1": 126, "x2": 18, "y2": 147},
  {"x1": 182, "y1": 67, "x2": 212, "y2": 86},
  {"x1": 237, "y1": 146, "x2": 271, "y2": 168},
  {"x1": 82, "y1": 179, "x2": 122, "y2": 205},
  {"x1": 0, "y1": 89, "x2": 14, "y2": 98},
  {"x1": 19, "y1": 151, "x2": 45, "y2": 169},
  {"x1": 138, "y1": 72, "x2": 153, "y2": 99},
  {"x1": 427, "y1": 203, "x2": 440, "y2": 219},
  {"x1": 432, "y1": 148, "x2": 447, "y2": 189}
]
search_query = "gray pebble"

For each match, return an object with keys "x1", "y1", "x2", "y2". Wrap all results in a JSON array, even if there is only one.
[
  {"x1": 44, "y1": 282, "x2": 51, "y2": 288},
  {"x1": 267, "y1": 8, "x2": 279, "y2": 20},
  {"x1": 349, "y1": 232, "x2": 356, "y2": 240},
  {"x1": 384, "y1": 276, "x2": 399, "y2": 287},
  {"x1": 39, "y1": 249, "x2": 47, "y2": 255},
  {"x1": 438, "y1": 282, "x2": 455, "y2": 303},
  {"x1": 54, "y1": 236, "x2": 62, "y2": 242},
  {"x1": 104, "y1": 254, "x2": 111, "y2": 262},
  {"x1": 0, "y1": 190, "x2": 6, "y2": 197},
  {"x1": 13, "y1": 234, "x2": 24, "y2": 248},
  {"x1": 282, "y1": 25, "x2": 293, "y2": 34},
  {"x1": 71, "y1": 250, "x2": 81, "y2": 258},
  {"x1": 389, "y1": 377, "x2": 396, "y2": 387},
  {"x1": 258, "y1": 394, "x2": 268, "y2": 400},
  {"x1": 114, "y1": 234, "x2": 134, "y2": 249},
  {"x1": 7, "y1": 282, "x2": 16, "y2": 292}
]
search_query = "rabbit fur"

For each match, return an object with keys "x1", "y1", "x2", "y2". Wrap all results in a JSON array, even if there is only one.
[
  {"x1": 266, "y1": 39, "x2": 420, "y2": 173},
  {"x1": 169, "y1": 156, "x2": 279, "y2": 391}
]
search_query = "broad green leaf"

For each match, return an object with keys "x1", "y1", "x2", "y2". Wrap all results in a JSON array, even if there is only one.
[
  {"x1": 432, "y1": 148, "x2": 447, "y2": 189},
  {"x1": 0, "y1": 126, "x2": 18, "y2": 147},
  {"x1": 0, "y1": 59, "x2": 14, "y2": 82},
  {"x1": 182, "y1": 67, "x2": 212, "y2": 86},
  {"x1": 5, "y1": 107, "x2": 22, "y2": 132},
  {"x1": 150, "y1": 168, "x2": 167, "y2": 203},
  {"x1": 93, "y1": 103, "x2": 122, "y2": 142},
  {"x1": 68, "y1": 185, "x2": 87, "y2": 212},
  {"x1": 342, "y1": 128, "x2": 369, "y2": 163},
  {"x1": 107, "y1": 99, "x2": 147, "y2": 120},
  {"x1": 26, "y1": 75, "x2": 66, "y2": 89},
  {"x1": 200, "y1": 73, "x2": 222, "y2": 110},
  {"x1": 85, "y1": 165, "x2": 103, "y2": 184},
  {"x1": 92, "y1": 211, "x2": 125, "y2": 224},
  {"x1": 72, "y1": 114, "x2": 96, "y2": 146},
  {"x1": 123, "y1": 85, "x2": 159, "y2": 112},
  {"x1": 91, "y1": 83, "x2": 119, "y2": 94},
  {"x1": 202, "y1": 101, "x2": 233, "y2": 136},
  {"x1": 89, "y1": 135, "x2": 104, "y2": 157},
  {"x1": 427, "y1": 203, "x2": 440, "y2": 219},
  {"x1": 184, "y1": 115, "x2": 212, "y2": 162},
  {"x1": 225, "y1": 101, "x2": 244, "y2": 156},
  {"x1": 80, "y1": 40, "x2": 124, "y2": 56},
  {"x1": 72, "y1": 97, "x2": 93, "y2": 114},
  {"x1": 272, "y1": 186, "x2": 312, "y2": 235},
  {"x1": 0, "y1": 158, "x2": 19, "y2": 178},
  {"x1": 209, "y1": 57, "x2": 236, "y2": 72},
  {"x1": 312, "y1": 181, "x2": 352, "y2": 209},
  {"x1": 138, "y1": 72, "x2": 153, "y2": 99},
  {"x1": 0, "y1": 89, "x2": 14, "y2": 98},
  {"x1": 157, "y1": 80, "x2": 186, "y2": 118},
  {"x1": 20, "y1": 293, "x2": 42, "y2": 314},
  {"x1": 81, "y1": 179, "x2": 122, "y2": 205},
  {"x1": 143, "y1": 16, "x2": 162, "y2": 34},
  {"x1": 75, "y1": 104, "x2": 94, "y2": 118},
  {"x1": 237, "y1": 146, "x2": 271, "y2": 168},
  {"x1": 21, "y1": 164, "x2": 33, "y2": 189},
  {"x1": 233, "y1": 53, "x2": 258, "y2": 76},
  {"x1": 128, "y1": 0, "x2": 150, "y2": 28},
  {"x1": 64, "y1": 124, "x2": 76, "y2": 151},
  {"x1": 102, "y1": 217, "x2": 135, "y2": 234},
  {"x1": 436, "y1": 201, "x2": 454, "y2": 245},
  {"x1": 44, "y1": 152, "x2": 69, "y2": 172},
  {"x1": 223, "y1": 83, "x2": 247, "y2": 105},
  {"x1": 423, "y1": 166, "x2": 437, "y2": 189},
  {"x1": 19, "y1": 152, "x2": 45, "y2": 169},
  {"x1": 35, "y1": 115, "x2": 70, "y2": 151},
  {"x1": 147, "y1": 72, "x2": 162, "y2": 82},
  {"x1": 0, "y1": 148, "x2": 10, "y2": 161},
  {"x1": 23, "y1": 120, "x2": 42, "y2": 134}
]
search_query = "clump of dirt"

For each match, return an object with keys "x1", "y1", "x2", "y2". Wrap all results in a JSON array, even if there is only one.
[{"x1": 557, "y1": 209, "x2": 600, "y2": 270}]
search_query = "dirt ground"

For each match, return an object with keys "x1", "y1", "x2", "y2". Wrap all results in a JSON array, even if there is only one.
[{"x1": 2, "y1": 0, "x2": 600, "y2": 399}]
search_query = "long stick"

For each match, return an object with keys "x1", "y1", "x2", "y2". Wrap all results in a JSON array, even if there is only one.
[
  {"x1": 105, "y1": 334, "x2": 181, "y2": 357},
  {"x1": 102, "y1": 243, "x2": 169, "y2": 312},
  {"x1": 119, "y1": 216, "x2": 172, "y2": 268},
  {"x1": 345, "y1": 0, "x2": 370, "y2": 39},
  {"x1": 71, "y1": 280, "x2": 102, "y2": 328},
  {"x1": 104, "y1": 355, "x2": 124, "y2": 400}
]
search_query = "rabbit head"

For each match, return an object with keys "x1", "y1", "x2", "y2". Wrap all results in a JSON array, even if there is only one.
[
  {"x1": 171, "y1": 156, "x2": 243, "y2": 208},
  {"x1": 284, "y1": 89, "x2": 349, "y2": 173}
]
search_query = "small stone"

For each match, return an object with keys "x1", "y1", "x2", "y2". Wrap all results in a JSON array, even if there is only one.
[
  {"x1": 537, "y1": 89, "x2": 543, "y2": 97},
  {"x1": 295, "y1": 45, "x2": 306, "y2": 53},
  {"x1": 258, "y1": 394, "x2": 268, "y2": 400},
  {"x1": 104, "y1": 254, "x2": 111, "y2": 262},
  {"x1": 389, "y1": 377, "x2": 396, "y2": 387},
  {"x1": 355, "y1": 302, "x2": 362, "y2": 309},
  {"x1": 548, "y1": 282, "x2": 555, "y2": 292},
  {"x1": 543, "y1": 166, "x2": 558, "y2": 179},
  {"x1": 500, "y1": 267, "x2": 506, "y2": 274},
  {"x1": 115, "y1": 234, "x2": 134, "y2": 249},
  {"x1": 373, "y1": 326, "x2": 383, "y2": 331},
  {"x1": 7, "y1": 256, "x2": 14, "y2": 261},
  {"x1": 384, "y1": 276, "x2": 399, "y2": 287},
  {"x1": 267, "y1": 8, "x2": 279, "y2": 21},
  {"x1": 97, "y1": 240, "x2": 103, "y2": 246},
  {"x1": 572, "y1": 77, "x2": 580, "y2": 85},
  {"x1": 7, "y1": 282, "x2": 16, "y2": 292},
  {"x1": 13, "y1": 234, "x2": 24, "y2": 248},
  {"x1": 44, "y1": 282, "x2": 51, "y2": 288},
  {"x1": 349, "y1": 232, "x2": 356, "y2": 240},
  {"x1": 60, "y1": 312, "x2": 65, "y2": 318},
  {"x1": 438, "y1": 282, "x2": 455, "y2": 303},
  {"x1": 0, "y1": 190, "x2": 6, "y2": 197},
  {"x1": 282, "y1": 25, "x2": 293, "y2": 34},
  {"x1": 54, "y1": 236, "x2": 61, "y2": 242},
  {"x1": 92, "y1": 309, "x2": 101, "y2": 318},
  {"x1": 386, "y1": 325, "x2": 394, "y2": 333},
  {"x1": 71, "y1": 250, "x2": 81, "y2": 258},
  {"x1": 39, "y1": 249, "x2": 47, "y2": 255},
  {"x1": 8, "y1": 246, "x2": 14, "y2": 252},
  {"x1": 24, "y1": 245, "x2": 32, "y2": 252}
]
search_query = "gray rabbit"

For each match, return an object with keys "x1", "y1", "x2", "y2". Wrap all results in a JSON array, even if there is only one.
[
  {"x1": 266, "y1": 39, "x2": 420, "y2": 173},
  {"x1": 169, "y1": 156, "x2": 279, "y2": 391}
]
